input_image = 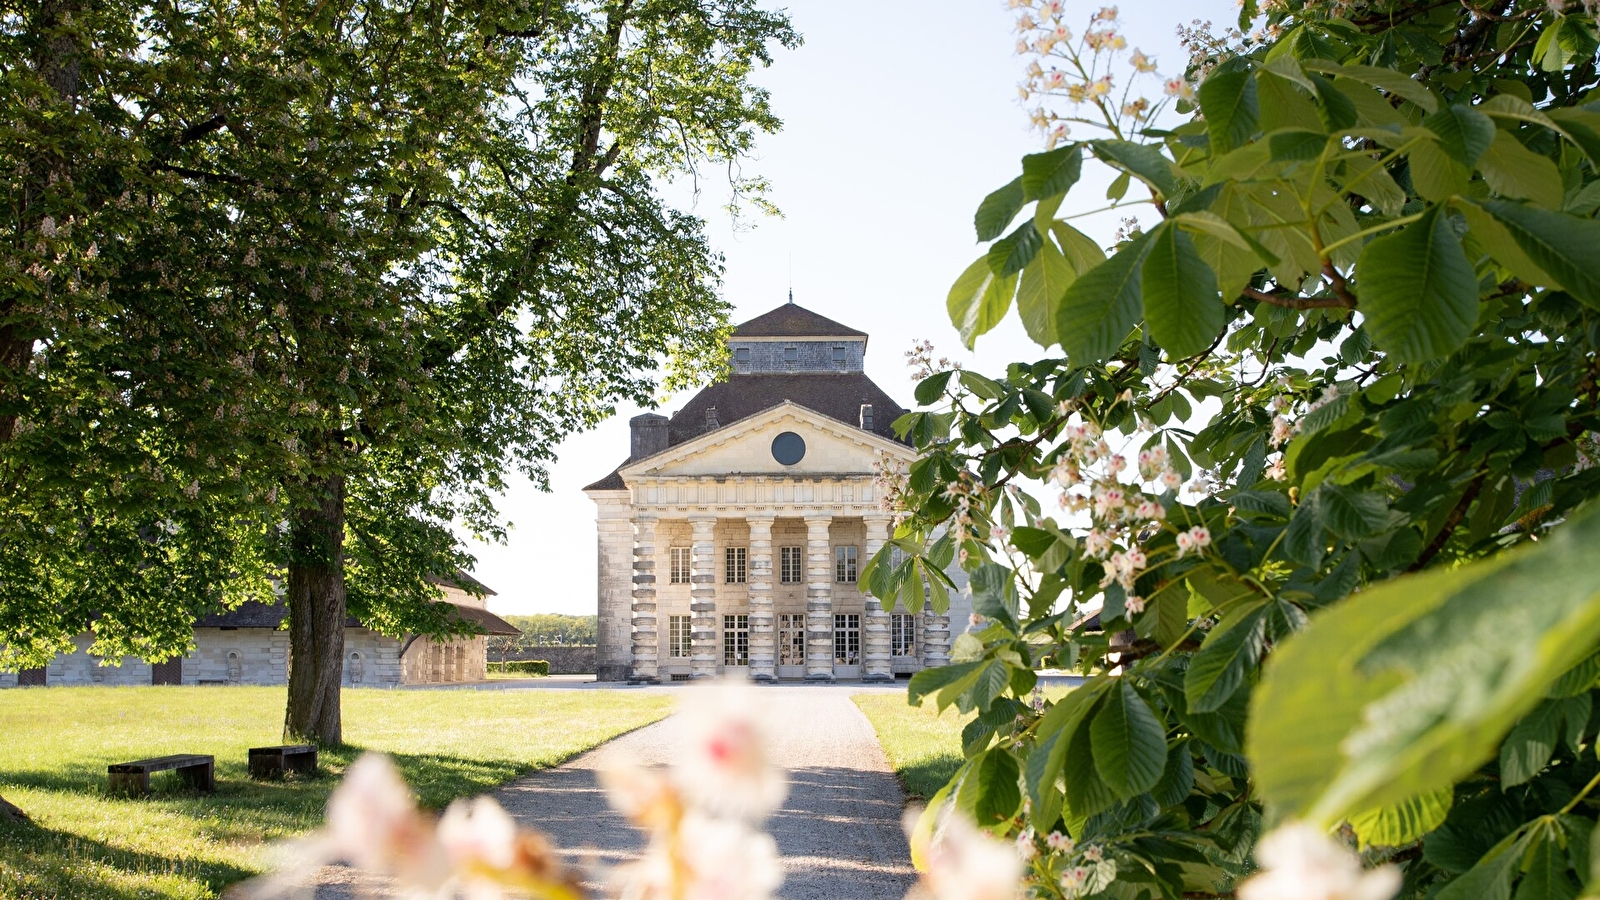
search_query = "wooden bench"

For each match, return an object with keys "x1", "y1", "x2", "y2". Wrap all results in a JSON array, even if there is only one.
[
  {"x1": 248, "y1": 744, "x2": 318, "y2": 780},
  {"x1": 108, "y1": 754, "x2": 214, "y2": 796}
]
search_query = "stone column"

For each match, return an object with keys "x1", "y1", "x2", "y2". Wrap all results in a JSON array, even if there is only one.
[
  {"x1": 628, "y1": 517, "x2": 660, "y2": 683},
  {"x1": 803, "y1": 514, "x2": 835, "y2": 683},
  {"x1": 862, "y1": 516, "x2": 894, "y2": 683},
  {"x1": 689, "y1": 515, "x2": 719, "y2": 679},
  {"x1": 747, "y1": 516, "x2": 777, "y2": 683},
  {"x1": 922, "y1": 606, "x2": 952, "y2": 669}
]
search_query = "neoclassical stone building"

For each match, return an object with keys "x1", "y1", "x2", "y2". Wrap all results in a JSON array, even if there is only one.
[{"x1": 585, "y1": 302, "x2": 970, "y2": 683}]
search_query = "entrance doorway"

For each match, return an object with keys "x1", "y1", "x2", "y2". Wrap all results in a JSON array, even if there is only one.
[
  {"x1": 833, "y1": 614, "x2": 861, "y2": 679},
  {"x1": 777, "y1": 614, "x2": 805, "y2": 679},
  {"x1": 17, "y1": 667, "x2": 45, "y2": 687},
  {"x1": 722, "y1": 615, "x2": 749, "y2": 674},
  {"x1": 151, "y1": 658, "x2": 182, "y2": 685}
]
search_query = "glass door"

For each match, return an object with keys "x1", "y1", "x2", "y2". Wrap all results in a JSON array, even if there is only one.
[
  {"x1": 833, "y1": 613, "x2": 861, "y2": 680},
  {"x1": 722, "y1": 614, "x2": 750, "y2": 674},
  {"x1": 777, "y1": 613, "x2": 806, "y2": 679}
]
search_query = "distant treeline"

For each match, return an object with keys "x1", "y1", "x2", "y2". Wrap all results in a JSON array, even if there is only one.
[{"x1": 489, "y1": 614, "x2": 597, "y2": 655}]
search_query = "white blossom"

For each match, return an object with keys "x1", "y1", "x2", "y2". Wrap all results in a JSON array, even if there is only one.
[{"x1": 1237, "y1": 823, "x2": 1400, "y2": 900}]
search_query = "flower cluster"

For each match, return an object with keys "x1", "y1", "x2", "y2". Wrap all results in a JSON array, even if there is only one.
[
  {"x1": 1011, "y1": 2, "x2": 1173, "y2": 145},
  {"x1": 245, "y1": 753, "x2": 584, "y2": 900},
  {"x1": 601, "y1": 685, "x2": 787, "y2": 900},
  {"x1": 873, "y1": 452, "x2": 914, "y2": 526},
  {"x1": 906, "y1": 338, "x2": 959, "y2": 381},
  {"x1": 1237, "y1": 823, "x2": 1400, "y2": 900}
]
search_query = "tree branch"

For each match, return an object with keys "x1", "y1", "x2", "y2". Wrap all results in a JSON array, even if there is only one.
[{"x1": 1242, "y1": 287, "x2": 1354, "y2": 311}]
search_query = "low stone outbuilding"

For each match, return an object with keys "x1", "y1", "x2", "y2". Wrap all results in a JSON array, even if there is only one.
[{"x1": 0, "y1": 575, "x2": 518, "y2": 687}]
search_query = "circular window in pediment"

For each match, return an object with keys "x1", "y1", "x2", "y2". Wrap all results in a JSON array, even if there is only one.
[{"x1": 771, "y1": 431, "x2": 806, "y2": 466}]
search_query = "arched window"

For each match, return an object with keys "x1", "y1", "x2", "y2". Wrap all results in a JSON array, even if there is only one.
[
  {"x1": 226, "y1": 651, "x2": 243, "y2": 683},
  {"x1": 348, "y1": 650, "x2": 364, "y2": 685}
]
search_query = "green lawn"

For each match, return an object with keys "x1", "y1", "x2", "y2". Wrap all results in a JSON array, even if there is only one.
[
  {"x1": 0, "y1": 686, "x2": 673, "y2": 900},
  {"x1": 853, "y1": 692, "x2": 972, "y2": 802}
]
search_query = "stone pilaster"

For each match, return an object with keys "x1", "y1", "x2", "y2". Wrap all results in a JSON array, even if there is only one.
[
  {"x1": 689, "y1": 515, "x2": 719, "y2": 679},
  {"x1": 804, "y1": 515, "x2": 835, "y2": 683},
  {"x1": 921, "y1": 607, "x2": 952, "y2": 669},
  {"x1": 862, "y1": 515, "x2": 894, "y2": 683},
  {"x1": 747, "y1": 516, "x2": 776, "y2": 683},
  {"x1": 629, "y1": 517, "x2": 660, "y2": 683}
]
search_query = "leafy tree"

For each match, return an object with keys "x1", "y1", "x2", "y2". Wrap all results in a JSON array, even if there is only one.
[
  {"x1": 490, "y1": 614, "x2": 600, "y2": 661},
  {"x1": 2, "y1": 0, "x2": 797, "y2": 750},
  {"x1": 872, "y1": 2, "x2": 1600, "y2": 896}
]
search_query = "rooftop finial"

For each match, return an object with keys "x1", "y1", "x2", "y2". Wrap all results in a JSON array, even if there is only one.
[
  {"x1": 788, "y1": 287, "x2": 793, "y2": 305},
  {"x1": 788, "y1": 253, "x2": 794, "y2": 304}
]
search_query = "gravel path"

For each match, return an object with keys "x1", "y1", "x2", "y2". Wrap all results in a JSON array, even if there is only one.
[{"x1": 310, "y1": 685, "x2": 916, "y2": 900}]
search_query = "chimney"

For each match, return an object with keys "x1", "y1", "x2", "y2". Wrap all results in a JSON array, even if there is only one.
[
  {"x1": 859, "y1": 403, "x2": 874, "y2": 431},
  {"x1": 705, "y1": 406, "x2": 720, "y2": 429},
  {"x1": 629, "y1": 413, "x2": 669, "y2": 460}
]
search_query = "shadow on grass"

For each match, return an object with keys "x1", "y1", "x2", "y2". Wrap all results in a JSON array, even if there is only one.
[
  {"x1": 0, "y1": 815, "x2": 257, "y2": 900},
  {"x1": 0, "y1": 747, "x2": 552, "y2": 899},
  {"x1": 895, "y1": 756, "x2": 962, "y2": 802}
]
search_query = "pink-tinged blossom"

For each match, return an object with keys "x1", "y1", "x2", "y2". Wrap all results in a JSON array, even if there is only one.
[
  {"x1": 1134, "y1": 500, "x2": 1164, "y2": 521},
  {"x1": 675, "y1": 685, "x2": 787, "y2": 820},
  {"x1": 1015, "y1": 829, "x2": 1038, "y2": 860},
  {"x1": 1045, "y1": 831, "x2": 1075, "y2": 853},
  {"x1": 1107, "y1": 454, "x2": 1127, "y2": 474},
  {"x1": 1124, "y1": 548, "x2": 1147, "y2": 570},
  {"x1": 1271, "y1": 416, "x2": 1294, "y2": 447},
  {"x1": 1266, "y1": 458, "x2": 1287, "y2": 481},
  {"x1": 1175, "y1": 531, "x2": 1195, "y2": 556},
  {"x1": 1160, "y1": 470, "x2": 1182, "y2": 491},
  {"x1": 1189, "y1": 527, "x2": 1211, "y2": 549},
  {"x1": 1084, "y1": 530, "x2": 1113, "y2": 559},
  {"x1": 1237, "y1": 823, "x2": 1400, "y2": 900},
  {"x1": 907, "y1": 809, "x2": 1024, "y2": 900},
  {"x1": 1082, "y1": 845, "x2": 1103, "y2": 862},
  {"x1": 1124, "y1": 594, "x2": 1146, "y2": 615},
  {"x1": 324, "y1": 753, "x2": 451, "y2": 890}
]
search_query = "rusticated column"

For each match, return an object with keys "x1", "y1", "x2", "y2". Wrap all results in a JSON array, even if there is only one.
[
  {"x1": 804, "y1": 514, "x2": 835, "y2": 683},
  {"x1": 629, "y1": 517, "x2": 660, "y2": 683},
  {"x1": 921, "y1": 606, "x2": 952, "y2": 669},
  {"x1": 862, "y1": 515, "x2": 894, "y2": 683},
  {"x1": 689, "y1": 515, "x2": 719, "y2": 679},
  {"x1": 747, "y1": 516, "x2": 776, "y2": 683}
]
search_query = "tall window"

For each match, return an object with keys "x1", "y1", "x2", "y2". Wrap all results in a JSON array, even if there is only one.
[
  {"x1": 834, "y1": 545, "x2": 858, "y2": 583},
  {"x1": 779, "y1": 614, "x2": 806, "y2": 665},
  {"x1": 725, "y1": 547, "x2": 747, "y2": 584},
  {"x1": 890, "y1": 615, "x2": 917, "y2": 657},
  {"x1": 834, "y1": 614, "x2": 861, "y2": 666},
  {"x1": 668, "y1": 615, "x2": 692, "y2": 658},
  {"x1": 723, "y1": 615, "x2": 749, "y2": 666},
  {"x1": 780, "y1": 546, "x2": 804, "y2": 584},
  {"x1": 669, "y1": 547, "x2": 692, "y2": 584}
]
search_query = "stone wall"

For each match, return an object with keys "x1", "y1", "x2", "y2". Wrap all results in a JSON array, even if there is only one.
[
  {"x1": 496, "y1": 645, "x2": 597, "y2": 675},
  {"x1": 727, "y1": 339, "x2": 864, "y2": 375}
]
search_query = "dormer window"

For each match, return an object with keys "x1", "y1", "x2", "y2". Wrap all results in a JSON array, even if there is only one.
[
  {"x1": 833, "y1": 346, "x2": 848, "y2": 364},
  {"x1": 783, "y1": 346, "x2": 798, "y2": 363},
  {"x1": 734, "y1": 347, "x2": 750, "y2": 365},
  {"x1": 705, "y1": 406, "x2": 719, "y2": 428}
]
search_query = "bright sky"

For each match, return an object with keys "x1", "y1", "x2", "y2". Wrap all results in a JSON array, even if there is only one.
[{"x1": 476, "y1": 0, "x2": 1236, "y2": 615}]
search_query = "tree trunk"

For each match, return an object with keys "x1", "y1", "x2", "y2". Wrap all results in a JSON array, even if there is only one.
[
  {"x1": 284, "y1": 473, "x2": 346, "y2": 745},
  {"x1": 0, "y1": 793, "x2": 26, "y2": 823}
]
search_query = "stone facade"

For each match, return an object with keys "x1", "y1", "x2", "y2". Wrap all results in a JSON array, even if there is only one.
[
  {"x1": 586, "y1": 303, "x2": 971, "y2": 683},
  {"x1": 2, "y1": 579, "x2": 515, "y2": 688}
]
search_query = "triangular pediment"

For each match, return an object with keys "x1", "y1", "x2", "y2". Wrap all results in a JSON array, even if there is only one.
[{"x1": 618, "y1": 402, "x2": 914, "y2": 480}]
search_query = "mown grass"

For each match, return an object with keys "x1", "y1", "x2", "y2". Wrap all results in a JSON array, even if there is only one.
[
  {"x1": 855, "y1": 684, "x2": 1078, "y2": 802},
  {"x1": 853, "y1": 692, "x2": 973, "y2": 802},
  {"x1": 0, "y1": 686, "x2": 673, "y2": 900}
]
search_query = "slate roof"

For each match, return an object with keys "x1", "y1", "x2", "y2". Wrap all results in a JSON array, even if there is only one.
[
  {"x1": 668, "y1": 373, "x2": 906, "y2": 445},
  {"x1": 729, "y1": 303, "x2": 867, "y2": 339},
  {"x1": 195, "y1": 572, "x2": 504, "y2": 629}
]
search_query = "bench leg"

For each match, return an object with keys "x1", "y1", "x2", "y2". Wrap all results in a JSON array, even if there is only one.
[
  {"x1": 109, "y1": 772, "x2": 149, "y2": 797},
  {"x1": 249, "y1": 756, "x2": 285, "y2": 780},
  {"x1": 289, "y1": 752, "x2": 318, "y2": 775},
  {"x1": 177, "y1": 761, "x2": 214, "y2": 792}
]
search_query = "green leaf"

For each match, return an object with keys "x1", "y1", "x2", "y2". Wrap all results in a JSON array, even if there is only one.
[
  {"x1": 1186, "y1": 599, "x2": 1271, "y2": 713},
  {"x1": 1478, "y1": 201, "x2": 1600, "y2": 310},
  {"x1": 1515, "y1": 827, "x2": 1579, "y2": 900},
  {"x1": 1408, "y1": 130, "x2": 1473, "y2": 203},
  {"x1": 987, "y1": 221, "x2": 1044, "y2": 277},
  {"x1": 1092, "y1": 140, "x2": 1178, "y2": 197},
  {"x1": 1318, "y1": 484, "x2": 1391, "y2": 540},
  {"x1": 908, "y1": 660, "x2": 983, "y2": 710},
  {"x1": 948, "y1": 256, "x2": 1018, "y2": 349},
  {"x1": 1478, "y1": 130, "x2": 1564, "y2": 209},
  {"x1": 1141, "y1": 223, "x2": 1224, "y2": 358},
  {"x1": 1199, "y1": 66, "x2": 1260, "y2": 155},
  {"x1": 1056, "y1": 230, "x2": 1153, "y2": 364},
  {"x1": 1436, "y1": 828, "x2": 1528, "y2": 900},
  {"x1": 972, "y1": 748, "x2": 1023, "y2": 825},
  {"x1": 1021, "y1": 144, "x2": 1084, "y2": 201},
  {"x1": 1357, "y1": 203, "x2": 1478, "y2": 364},
  {"x1": 1500, "y1": 698, "x2": 1564, "y2": 787},
  {"x1": 1423, "y1": 105, "x2": 1496, "y2": 168},
  {"x1": 914, "y1": 370, "x2": 955, "y2": 406},
  {"x1": 1249, "y1": 507, "x2": 1600, "y2": 828},
  {"x1": 975, "y1": 177, "x2": 1025, "y2": 242},
  {"x1": 1348, "y1": 788, "x2": 1453, "y2": 849},
  {"x1": 1017, "y1": 236, "x2": 1078, "y2": 348},
  {"x1": 1268, "y1": 128, "x2": 1328, "y2": 161},
  {"x1": 1302, "y1": 59, "x2": 1439, "y2": 113},
  {"x1": 1050, "y1": 222, "x2": 1108, "y2": 275},
  {"x1": 1091, "y1": 680, "x2": 1169, "y2": 798},
  {"x1": 970, "y1": 563, "x2": 1019, "y2": 633}
]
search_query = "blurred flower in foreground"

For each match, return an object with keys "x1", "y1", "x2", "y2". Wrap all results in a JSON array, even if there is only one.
[
  {"x1": 604, "y1": 681, "x2": 787, "y2": 900},
  {"x1": 1237, "y1": 823, "x2": 1399, "y2": 900},
  {"x1": 905, "y1": 806, "x2": 1023, "y2": 900},
  {"x1": 244, "y1": 753, "x2": 583, "y2": 900}
]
